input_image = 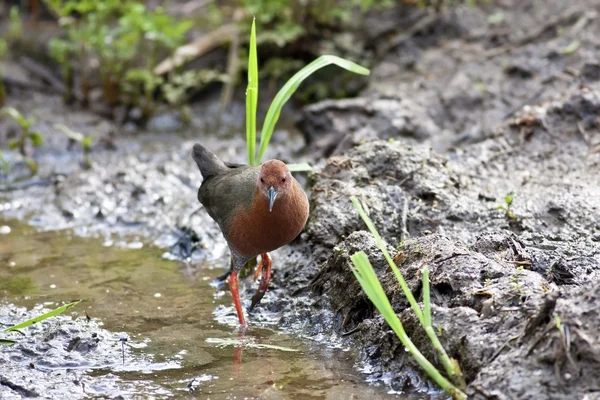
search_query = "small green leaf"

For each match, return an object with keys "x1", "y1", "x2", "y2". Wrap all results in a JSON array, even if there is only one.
[
  {"x1": 504, "y1": 192, "x2": 514, "y2": 206},
  {"x1": 3, "y1": 300, "x2": 82, "y2": 332},
  {"x1": 287, "y1": 163, "x2": 313, "y2": 172},
  {"x1": 9, "y1": 6, "x2": 22, "y2": 39},
  {"x1": 560, "y1": 40, "x2": 580, "y2": 55},
  {"x1": 0, "y1": 39, "x2": 8, "y2": 59},
  {"x1": 54, "y1": 124, "x2": 84, "y2": 142},
  {"x1": 82, "y1": 135, "x2": 95, "y2": 150},
  {"x1": 24, "y1": 157, "x2": 38, "y2": 175},
  {"x1": 553, "y1": 312, "x2": 562, "y2": 329},
  {"x1": 2, "y1": 107, "x2": 29, "y2": 128},
  {"x1": 487, "y1": 12, "x2": 504, "y2": 25},
  {"x1": 8, "y1": 139, "x2": 18, "y2": 150},
  {"x1": 29, "y1": 132, "x2": 43, "y2": 147}
]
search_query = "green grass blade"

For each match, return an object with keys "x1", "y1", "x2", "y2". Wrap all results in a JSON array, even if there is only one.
[
  {"x1": 246, "y1": 18, "x2": 258, "y2": 166},
  {"x1": 350, "y1": 252, "x2": 465, "y2": 399},
  {"x1": 256, "y1": 55, "x2": 369, "y2": 164},
  {"x1": 351, "y1": 196, "x2": 466, "y2": 390},
  {"x1": 423, "y1": 265, "x2": 431, "y2": 326},
  {"x1": 350, "y1": 196, "x2": 424, "y2": 323},
  {"x1": 1, "y1": 106, "x2": 26, "y2": 126},
  {"x1": 287, "y1": 163, "x2": 313, "y2": 172},
  {"x1": 0, "y1": 338, "x2": 15, "y2": 345},
  {"x1": 3, "y1": 300, "x2": 82, "y2": 332}
]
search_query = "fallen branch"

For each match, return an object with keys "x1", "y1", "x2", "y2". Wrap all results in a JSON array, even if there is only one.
[{"x1": 154, "y1": 24, "x2": 238, "y2": 76}]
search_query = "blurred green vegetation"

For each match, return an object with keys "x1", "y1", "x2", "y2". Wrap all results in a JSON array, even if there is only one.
[
  {"x1": 1, "y1": 106, "x2": 43, "y2": 175},
  {"x1": 44, "y1": 0, "x2": 194, "y2": 121},
  {"x1": 0, "y1": 0, "x2": 486, "y2": 125}
]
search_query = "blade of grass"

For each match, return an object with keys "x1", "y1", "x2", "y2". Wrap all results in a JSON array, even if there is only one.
[
  {"x1": 350, "y1": 196, "x2": 464, "y2": 388},
  {"x1": 287, "y1": 163, "x2": 313, "y2": 172},
  {"x1": 423, "y1": 265, "x2": 431, "y2": 327},
  {"x1": 256, "y1": 55, "x2": 369, "y2": 164},
  {"x1": 0, "y1": 338, "x2": 15, "y2": 345},
  {"x1": 246, "y1": 18, "x2": 258, "y2": 166},
  {"x1": 422, "y1": 265, "x2": 466, "y2": 389},
  {"x1": 350, "y1": 252, "x2": 465, "y2": 399},
  {"x1": 350, "y1": 196, "x2": 423, "y2": 321},
  {"x1": 3, "y1": 300, "x2": 82, "y2": 332}
]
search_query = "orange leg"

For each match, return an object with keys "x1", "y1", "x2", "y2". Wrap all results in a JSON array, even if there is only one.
[
  {"x1": 249, "y1": 253, "x2": 272, "y2": 311},
  {"x1": 228, "y1": 271, "x2": 246, "y2": 326},
  {"x1": 253, "y1": 255, "x2": 264, "y2": 281}
]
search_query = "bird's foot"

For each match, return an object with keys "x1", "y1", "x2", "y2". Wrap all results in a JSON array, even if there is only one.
[
  {"x1": 229, "y1": 271, "x2": 246, "y2": 326},
  {"x1": 248, "y1": 253, "x2": 272, "y2": 312}
]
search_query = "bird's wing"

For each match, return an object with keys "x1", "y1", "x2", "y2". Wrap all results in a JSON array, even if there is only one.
[{"x1": 198, "y1": 165, "x2": 259, "y2": 233}]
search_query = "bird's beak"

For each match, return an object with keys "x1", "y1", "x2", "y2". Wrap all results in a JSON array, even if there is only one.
[{"x1": 267, "y1": 186, "x2": 278, "y2": 212}]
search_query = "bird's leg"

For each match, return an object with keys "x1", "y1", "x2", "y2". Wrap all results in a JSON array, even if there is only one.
[
  {"x1": 248, "y1": 253, "x2": 272, "y2": 311},
  {"x1": 228, "y1": 271, "x2": 246, "y2": 326},
  {"x1": 253, "y1": 255, "x2": 264, "y2": 281}
]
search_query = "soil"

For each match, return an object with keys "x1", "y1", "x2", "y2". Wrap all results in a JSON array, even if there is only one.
[
  {"x1": 1, "y1": 0, "x2": 600, "y2": 398},
  {"x1": 290, "y1": 0, "x2": 600, "y2": 398},
  {"x1": 0, "y1": 303, "x2": 173, "y2": 399}
]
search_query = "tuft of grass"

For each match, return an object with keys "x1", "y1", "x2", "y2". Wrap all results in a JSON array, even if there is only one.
[
  {"x1": 244, "y1": 21, "x2": 370, "y2": 167},
  {"x1": 496, "y1": 191, "x2": 517, "y2": 220},
  {"x1": 54, "y1": 124, "x2": 95, "y2": 169},
  {"x1": 1, "y1": 107, "x2": 43, "y2": 175},
  {"x1": 1, "y1": 300, "x2": 82, "y2": 345},
  {"x1": 350, "y1": 196, "x2": 466, "y2": 398}
]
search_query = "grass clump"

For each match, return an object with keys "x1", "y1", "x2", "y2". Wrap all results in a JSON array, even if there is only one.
[
  {"x1": 497, "y1": 191, "x2": 517, "y2": 220},
  {"x1": 44, "y1": 0, "x2": 192, "y2": 121},
  {"x1": 349, "y1": 196, "x2": 466, "y2": 399},
  {"x1": 1, "y1": 107, "x2": 43, "y2": 175},
  {"x1": 243, "y1": 19, "x2": 370, "y2": 168}
]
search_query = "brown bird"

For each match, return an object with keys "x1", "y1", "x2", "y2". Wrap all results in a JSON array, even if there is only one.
[{"x1": 192, "y1": 144, "x2": 309, "y2": 326}]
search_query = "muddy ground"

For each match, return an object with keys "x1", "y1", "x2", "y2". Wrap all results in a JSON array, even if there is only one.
[
  {"x1": 0, "y1": 303, "x2": 177, "y2": 399},
  {"x1": 2, "y1": 0, "x2": 600, "y2": 398}
]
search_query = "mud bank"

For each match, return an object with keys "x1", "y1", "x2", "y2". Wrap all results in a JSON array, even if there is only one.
[
  {"x1": 285, "y1": 83, "x2": 599, "y2": 398},
  {"x1": 281, "y1": 0, "x2": 600, "y2": 395}
]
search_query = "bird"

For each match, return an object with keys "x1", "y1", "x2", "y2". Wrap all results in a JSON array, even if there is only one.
[{"x1": 192, "y1": 143, "x2": 309, "y2": 326}]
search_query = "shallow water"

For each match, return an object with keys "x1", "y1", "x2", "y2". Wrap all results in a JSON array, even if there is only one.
[{"x1": 0, "y1": 218, "x2": 397, "y2": 399}]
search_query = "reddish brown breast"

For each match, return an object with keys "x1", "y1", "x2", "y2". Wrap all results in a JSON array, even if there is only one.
[{"x1": 227, "y1": 182, "x2": 309, "y2": 257}]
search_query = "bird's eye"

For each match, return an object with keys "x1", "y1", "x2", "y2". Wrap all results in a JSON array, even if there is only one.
[
  {"x1": 281, "y1": 177, "x2": 286, "y2": 183},
  {"x1": 260, "y1": 178, "x2": 264, "y2": 183}
]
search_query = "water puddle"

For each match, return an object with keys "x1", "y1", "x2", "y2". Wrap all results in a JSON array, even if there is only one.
[{"x1": 0, "y1": 219, "x2": 397, "y2": 399}]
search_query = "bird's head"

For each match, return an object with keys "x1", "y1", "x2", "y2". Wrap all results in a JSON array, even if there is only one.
[{"x1": 258, "y1": 160, "x2": 292, "y2": 212}]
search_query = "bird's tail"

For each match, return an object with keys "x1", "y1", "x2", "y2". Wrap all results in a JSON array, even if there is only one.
[{"x1": 192, "y1": 144, "x2": 228, "y2": 178}]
